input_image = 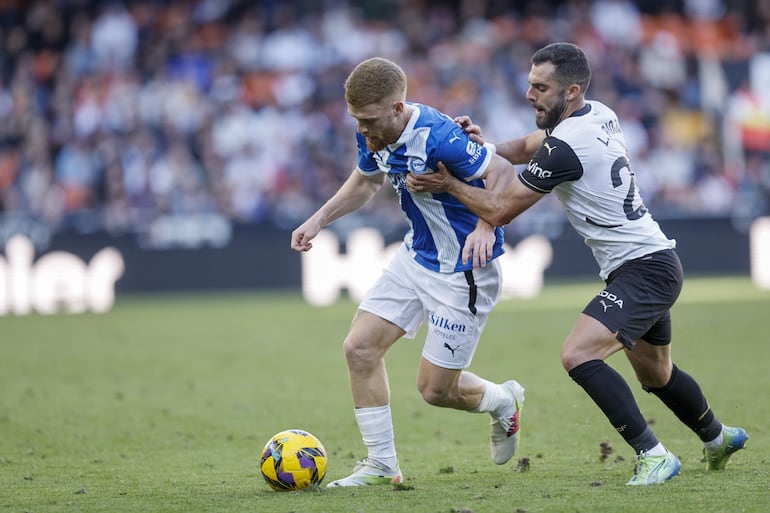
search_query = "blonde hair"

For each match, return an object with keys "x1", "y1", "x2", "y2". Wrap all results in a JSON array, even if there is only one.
[{"x1": 344, "y1": 57, "x2": 407, "y2": 109}]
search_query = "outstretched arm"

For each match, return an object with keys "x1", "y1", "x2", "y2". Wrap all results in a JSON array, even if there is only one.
[
  {"x1": 291, "y1": 169, "x2": 385, "y2": 252},
  {"x1": 496, "y1": 130, "x2": 546, "y2": 164},
  {"x1": 407, "y1": 155, "x2": 544, "y2": 227},
  {"x1": 454, "y1": 115, "x2": 545, "y2": 165}
]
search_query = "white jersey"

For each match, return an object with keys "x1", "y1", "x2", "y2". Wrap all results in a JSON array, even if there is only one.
[{"x1": 518, "y1": 100, "x2": 675, "y2": 279}]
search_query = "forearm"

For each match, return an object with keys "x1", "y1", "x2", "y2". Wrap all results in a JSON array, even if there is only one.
[
  {"x1": 447, "y1": 171, "x2": 542, "y2": 227},
  {"x1": 495, "y1": 139, "x2": 528, "y2": 164},
  {"x1": 312, "y1": 171, "x2": 382, "y2": 228},
  {"x1": 494, "y1": 130, "x2": 545, "y2": 165},
  {"x1": 446, "y1": 179, "x2": 507, "y2": 227}
]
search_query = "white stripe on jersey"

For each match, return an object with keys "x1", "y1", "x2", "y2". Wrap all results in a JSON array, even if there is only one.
[
  {"x1": 399, "y1": 119, "x2": 462, "y2": 271},
  {"x1": 407, "y1": 193, "x2": 462, "y2": 273}
]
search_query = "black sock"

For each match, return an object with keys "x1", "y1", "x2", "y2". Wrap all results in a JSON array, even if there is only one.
[
  {"x1": 645, "y1": 365, "x2": 722, "y2": 442},
  {"x1": 569, "y1": 360, "x2": 658, "y2": 453}
]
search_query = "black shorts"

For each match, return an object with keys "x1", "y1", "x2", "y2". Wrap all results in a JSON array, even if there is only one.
[{"x1": 582, "y1": 249, "x2": 683, "y2": 349}]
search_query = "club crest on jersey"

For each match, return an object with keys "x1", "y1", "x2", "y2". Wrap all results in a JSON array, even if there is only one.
[
  {"x1": 408, "y1": 156, "x2": 428, "y2": 174},
  {"x1": 597, "y1": 289, "x2": 624, "y2": 308}
]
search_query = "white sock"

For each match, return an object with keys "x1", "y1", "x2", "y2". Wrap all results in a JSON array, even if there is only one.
[
  {"x1": 355, "y1": 405, "x2": 398, "y2": 469},
  {"x1": 472, "y1": 379, "x2": 511, "y2": 418},
  {"x1": 704, "y1": 427, "x2": 724, "y2": 452},
  {"x1": 645, "y1": 442, "x2": 668, "y2": 457}
]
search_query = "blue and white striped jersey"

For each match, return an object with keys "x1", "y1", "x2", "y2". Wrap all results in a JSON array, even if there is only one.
[{"x1": 355, "y1": 102, "x2": 504, "y2": 273}]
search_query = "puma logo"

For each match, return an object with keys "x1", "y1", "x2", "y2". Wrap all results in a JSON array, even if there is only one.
[
  {"x1": 443, "y1": 342, "x2": 460, "y2": 357},
  {"x1": 448, "y1": 133, "x2": 461, "y2": 144},
  {"x1": 544, "y1": 142, "x2": 556, "y2": 155},
  {"x1": 600, "y1": 300, "x2": 613, "y2": 312}
]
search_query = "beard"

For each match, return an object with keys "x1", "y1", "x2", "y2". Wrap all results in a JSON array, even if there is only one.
[
  {"x1": 365, "y1": 126, "x2": 399, "y2": 152},
  {"x1": 535, "y1": 95, "x2": 567, "y2": 130},
  {"x1": 365, "y1": 137, "x2": 386, "y2": 152}
]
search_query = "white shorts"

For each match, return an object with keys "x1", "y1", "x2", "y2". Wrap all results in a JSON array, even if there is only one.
[{"x1": 358, "y1": 245, "x2": 502, "y2": 370}]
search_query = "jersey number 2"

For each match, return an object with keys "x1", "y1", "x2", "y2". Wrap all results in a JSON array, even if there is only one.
[{"x1": 611, "y1": 156, "x2": 648, "y2": 220}]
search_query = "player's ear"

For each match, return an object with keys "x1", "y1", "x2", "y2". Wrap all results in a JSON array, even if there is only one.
[
  {"x1": 393, "y1": 100, "x2": 405, "y2": 116},
  {"x1": 566, "y1": 83, "x2": 581, "y2": 101}
]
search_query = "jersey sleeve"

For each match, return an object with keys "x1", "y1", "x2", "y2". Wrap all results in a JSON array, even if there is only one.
[
  {"x1": 518, "y1": 135, "x2": 583, "y2": 193},
  {"x1": 432, "y1": 127, "x2": 495, "y2": 181}
]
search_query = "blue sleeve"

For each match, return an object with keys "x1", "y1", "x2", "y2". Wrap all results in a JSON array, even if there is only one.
[
  {"x1": 430, "y1": 126, "x2": 493, "y2": 181},
  {"x1": 355, "y1": 133, "x2": 380, "y2": 174}
]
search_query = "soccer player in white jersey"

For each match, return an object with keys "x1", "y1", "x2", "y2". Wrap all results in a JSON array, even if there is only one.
[
  {"x1": 408, "y1": 42, "x2": 748, "y2": 485},
  {"x1": 291, "y1": 57, "x2": 526, "y2": 487}
]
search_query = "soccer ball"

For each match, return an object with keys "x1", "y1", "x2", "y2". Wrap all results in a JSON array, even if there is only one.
[{"x1": 260, "y1": 429, "x2": 328, "y2": 491}]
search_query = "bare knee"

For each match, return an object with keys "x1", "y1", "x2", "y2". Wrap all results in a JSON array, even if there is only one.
[
  {"x1": 418, "y1": 383, "x2": 454, "y2": 407},
  {"x1": 561, "y1": 340, "x2": 627, "y2": 372},
  {"x1": 342, "y1": 336, "x2": 382, "y2": 373},
  {"x1": 416, "y1": 373, "x2": 454, "y2": 407},
  {"x1": 561, "y1": 343, "x2": 593, "y2": 372},
  {"x1": 560, "y1": 316, "x2": 623, "y2": 372}
]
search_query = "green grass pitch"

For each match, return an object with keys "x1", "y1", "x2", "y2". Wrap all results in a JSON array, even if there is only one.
[{"x1": 1, "y1": 276, "x2": 768, "y2": 513}]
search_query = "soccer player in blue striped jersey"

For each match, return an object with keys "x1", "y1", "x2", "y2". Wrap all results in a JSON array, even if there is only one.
[
  {"x1": 408, "y1": 42, "x2": 747, "y2": 485},
  {"x1": 291, "y1": 57, "x2": 525, "y2": 487}
]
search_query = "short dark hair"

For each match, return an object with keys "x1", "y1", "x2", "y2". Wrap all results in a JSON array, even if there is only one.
[{"x1": 531, "y1": 42, "x2": 591, "y2": 93}]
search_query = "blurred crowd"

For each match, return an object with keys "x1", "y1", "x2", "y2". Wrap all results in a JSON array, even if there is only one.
[{"x1": 1, "y1": 0, "x2": 769, "y2": 245}]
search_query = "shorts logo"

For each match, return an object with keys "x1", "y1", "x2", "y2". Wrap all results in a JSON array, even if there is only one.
[
  {"x1": 429, "y1": 312, "x2": 467, "y2": 333},
  {"x1": 598, "y1": 290, "x2": 624, "y2": 309},
  {"x1": 430, "y1": 312, "x2": 468, "y2": 343},
  {"x1": 443, "y1": 342, "x2": 460, "y2": 357}
]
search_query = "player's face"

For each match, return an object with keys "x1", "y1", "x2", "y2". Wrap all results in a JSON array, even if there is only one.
[
  {"x1": 348, "y1": 98, "x2": 404, "y2": 152},
  {"x1": 526, "y1": 62, "x2": 567, "y2": 130}
]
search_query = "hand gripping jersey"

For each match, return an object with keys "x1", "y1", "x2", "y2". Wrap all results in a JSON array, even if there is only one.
[
  {"x1": 518, "y1": 101, "x2": 675, "y2": 279},
  {"x1": 356, "y1": 103, "x2": 504, "y2": 273}
]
